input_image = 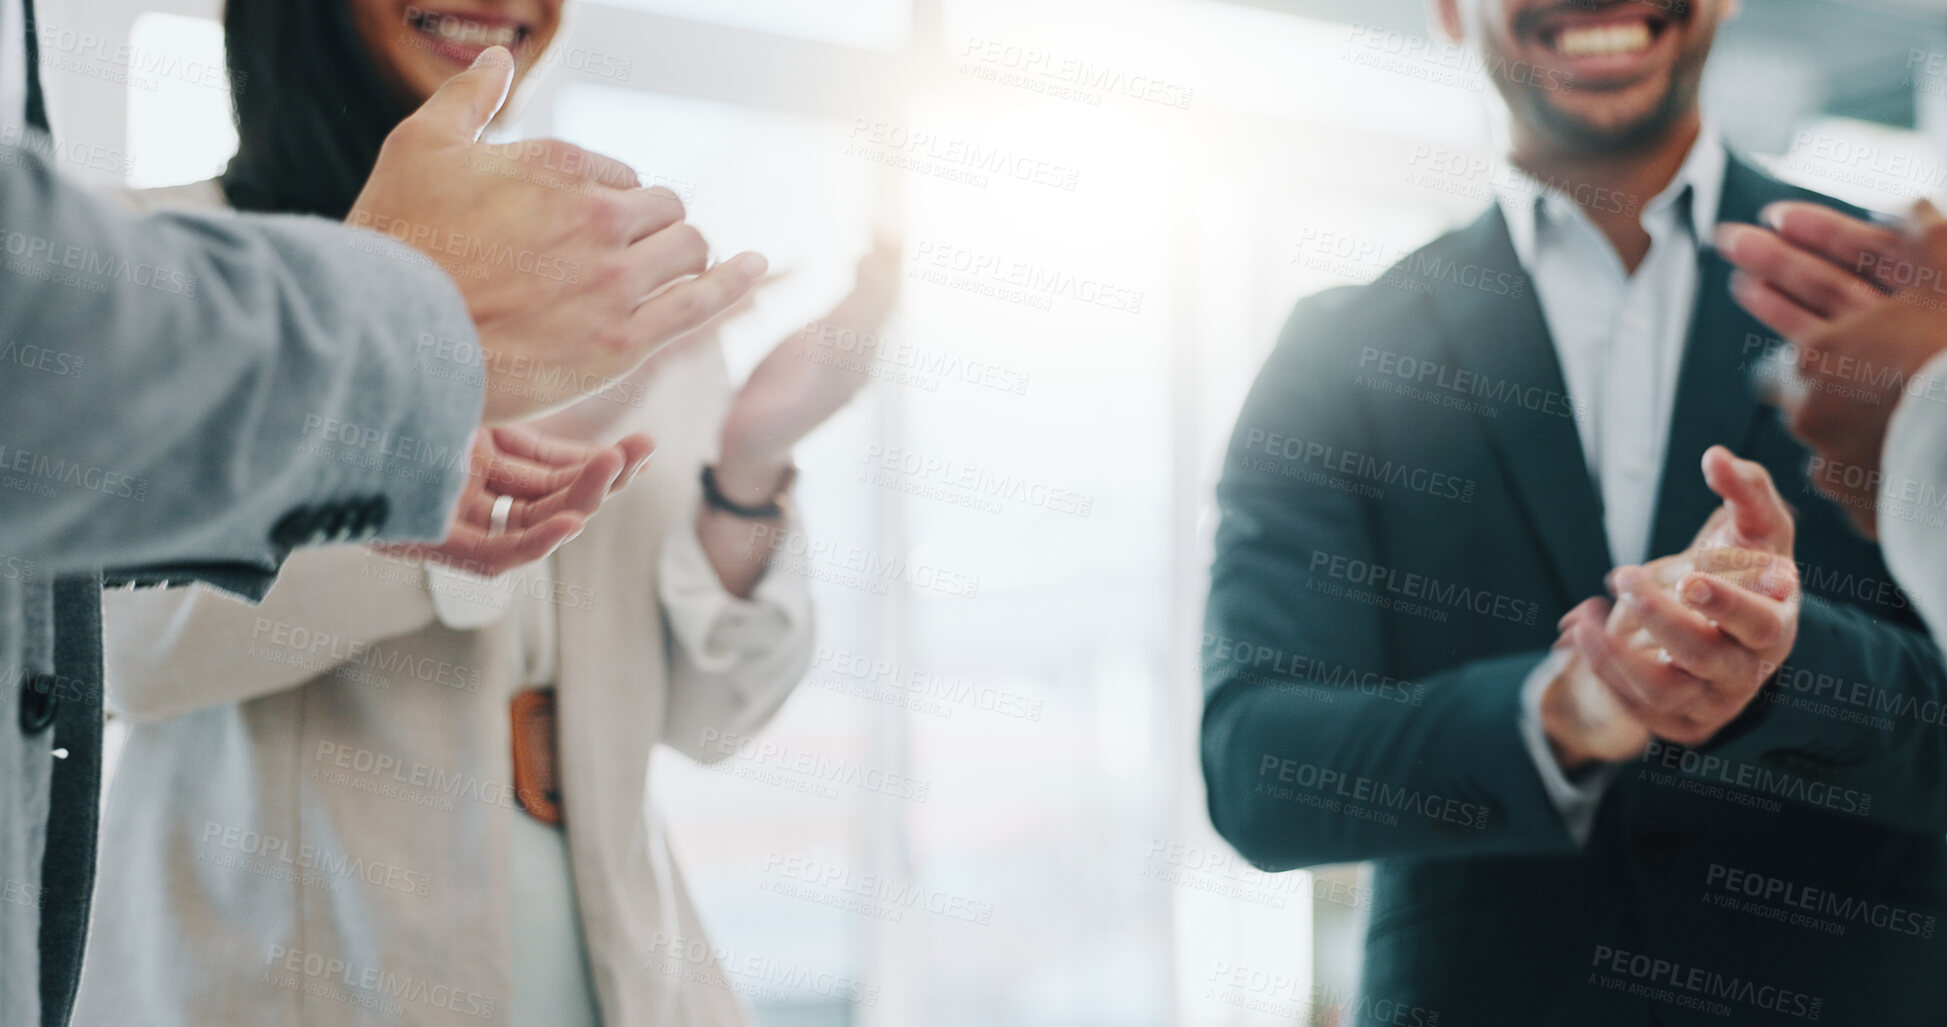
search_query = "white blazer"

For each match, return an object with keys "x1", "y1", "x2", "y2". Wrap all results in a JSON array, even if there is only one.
[{"x1": 74, "y1": 181, "x2": 815, "y2": 1027}]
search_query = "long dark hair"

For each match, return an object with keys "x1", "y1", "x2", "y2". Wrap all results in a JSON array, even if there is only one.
[{"x1": 218, "y1": 0, "x2": 415, "y2": 219}]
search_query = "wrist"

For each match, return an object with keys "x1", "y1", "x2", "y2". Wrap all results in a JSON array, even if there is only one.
[{"x1": 713, "y1": 446, "x2": 794, "y2": 508}]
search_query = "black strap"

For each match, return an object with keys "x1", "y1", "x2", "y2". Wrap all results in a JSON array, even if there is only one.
[{"x1": 21, "y1": 0, "x2": 47, "y2": 132}]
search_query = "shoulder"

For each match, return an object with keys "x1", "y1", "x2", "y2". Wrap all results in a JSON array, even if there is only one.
[{"x1": 1270, "y1": 216, "x2": 1490, "y2": 369}]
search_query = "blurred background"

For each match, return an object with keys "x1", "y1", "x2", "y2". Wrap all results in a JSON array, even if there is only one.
[{"x1": 35, "y1": 0, "x2": 1947, "y2": 1022}]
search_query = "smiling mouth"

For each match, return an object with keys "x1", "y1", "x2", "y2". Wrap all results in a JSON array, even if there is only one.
[
  {"x1": 1533, "y1": 4, "x2": 1680, "y2": 60},
  {"x1": 405, "y1": 7, "x2": 530, "y2": 53}
]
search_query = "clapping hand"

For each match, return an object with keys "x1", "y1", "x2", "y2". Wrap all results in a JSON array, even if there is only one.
[
  {"x1": 1544, "y1": 447, "x2": 1800, "y2": 765},
  {"x1": 1718, "y1": 200, "x2": 1947, "y2": 536},
  {"x1": 379, "y1": 423, "x2": 654, "y2": 577}
]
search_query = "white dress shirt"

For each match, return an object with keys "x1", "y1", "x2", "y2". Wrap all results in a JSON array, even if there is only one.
[
  {"x1": 1878, "y1": 349, "x2": 1947, "y2": 640},
  {"x1": 1500, "y1": 134, "x2": 1731, "y2": 843}
]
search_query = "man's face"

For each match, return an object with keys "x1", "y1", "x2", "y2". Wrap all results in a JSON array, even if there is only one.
[{"x1": 1440, "y1": 0, "x2": 1735, "y2": 153}]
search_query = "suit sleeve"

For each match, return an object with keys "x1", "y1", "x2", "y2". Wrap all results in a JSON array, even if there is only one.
[
  {"x1": 0, "y1": 144, "x2": 484, "y2": 573},
  {"x1": 1201, "y1": 294, "x2": 1580, "y2": 870}
]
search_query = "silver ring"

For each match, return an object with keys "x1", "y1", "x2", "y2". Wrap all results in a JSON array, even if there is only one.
[{"x1": 488, "y1": 494, "x2": 513, "y2": 538}]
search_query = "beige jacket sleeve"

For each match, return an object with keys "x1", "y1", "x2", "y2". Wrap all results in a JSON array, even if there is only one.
[
  {"x1": 102, "y1": 545, "x2": 439, "y2": 722},
  {"x1": 656, "y1": 508, "x2": 815, "y2": 763}
]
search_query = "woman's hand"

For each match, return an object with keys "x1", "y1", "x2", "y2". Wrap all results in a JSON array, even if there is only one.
[
  {"x1": 379, "y1": 423, "x2": 654, "y2": 577},
  {"x1": 712, "y1": 235, "x2": 902, "y2": 505}
]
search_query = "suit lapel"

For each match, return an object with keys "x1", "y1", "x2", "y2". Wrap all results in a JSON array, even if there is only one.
[
  {"x1": 1646, "y1": 157, "x2": 1776, "y2": 558},
  {"x1": 1426, "y1": 207, "x2": 1612, "y2": 603}
]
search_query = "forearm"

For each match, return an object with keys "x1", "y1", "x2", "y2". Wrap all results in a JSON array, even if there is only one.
[
  {"x1": 0, "y1": 147, "x2": 482, "y2": 569},
  {"x1": 1203, "y1": 649, "x2": 1580, "y2": 869}
]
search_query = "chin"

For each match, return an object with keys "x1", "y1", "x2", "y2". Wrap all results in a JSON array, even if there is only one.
[{"x1": 1525, "y1": 81, "x2": 1692, "y2": 154}]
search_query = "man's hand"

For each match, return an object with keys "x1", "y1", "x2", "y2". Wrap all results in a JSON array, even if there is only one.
[
  {"x1": 1565, "y1": 447, "x2": 1801, "y2": 749},
  {"x1": 348, "y1": 47, "x2": 767, "y2": 422},
  {"x1": 379, "y1": 423, "x2": 653, "y2": 577},
  {"x1": 1718, "y1": 200, "x2": 1947, "y2": 536},
  {"x1": 712, "y1": 235, "x2": 903, "y2": 506}
]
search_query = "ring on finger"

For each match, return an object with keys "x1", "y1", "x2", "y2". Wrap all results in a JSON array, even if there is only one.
[{"x1": 489, "y1": 494, "x2": 513, "y2": 539}]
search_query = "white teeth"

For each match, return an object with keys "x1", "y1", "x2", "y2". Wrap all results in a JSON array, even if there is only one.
[
  {"x1": 418, "y1": 14, "x2": 519, "y2": 48},
  {"x1": 1554, "y1": 21, "x2": 1652, "y2": 58}
]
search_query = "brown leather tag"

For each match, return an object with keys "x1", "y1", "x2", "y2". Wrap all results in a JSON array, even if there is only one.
[{"x1": 510, "y1": 688, "x2": 563, "y2": 826}]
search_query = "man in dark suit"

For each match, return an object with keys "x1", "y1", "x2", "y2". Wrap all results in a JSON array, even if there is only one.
[{"x1": 1203, "y1": 1, "x2": 1947, "y2": 1023}]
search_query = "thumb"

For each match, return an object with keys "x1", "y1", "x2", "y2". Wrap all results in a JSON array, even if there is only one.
[
  {"x1": 1700, "y1": 445, "x2": 1793, "y2": 554},
  {"x1": 407, "y1": 46, "x2": 515, "y2": 144}
]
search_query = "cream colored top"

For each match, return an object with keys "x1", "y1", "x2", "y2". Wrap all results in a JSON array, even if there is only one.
[{"x1": 74, "y1": 179, "x2": 815, "y2": 1027}]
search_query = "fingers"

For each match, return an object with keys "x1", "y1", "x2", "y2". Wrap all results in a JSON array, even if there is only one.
[
  {"x1": 489, "y1": 423, "x2": 601, "y2": 465},
  {"x1": 1569, "y1": 613, "x2": 1708, "y2": 715},
  {"x1": 626, "y1": 251, "x2": 769, "y2": 357},
  {"x1": 1699, "y1": 446, "x2": 1794, "y2": 553},
  {"x1": 1614, "y1": 568, "x2": 1753, "y2": 686},
  {"x1": 1556, "y1": 596, "x2": 1611, "y2": 646},
  {"x1": 519, "y1": 447, "x2": 626, "y2": 523},
  {"x1": 612, "y1": 433, "x2": 656, "y2": 488},
  {"x1": 434, "y1": 510, "x2": 587, "y2": 578},
  {"x1": 405, "y1": 46, "x2": 514, "y2": 144},
  {"x1": 1678, "y1": 569, "x2": 1796, "y2": 653},
  {"x1": 1729, "y1": 270, "x2": 1830, "y2": 344},
  {"x1": 1759, "y1": 201, "x2": 1907, "y2": 290},
  {"x1": 1717, "y1": 222, "x2": 1884, "y2": 321},
  {"x1": 625, "y1": 222, "x2": 711, "y2": 302}
]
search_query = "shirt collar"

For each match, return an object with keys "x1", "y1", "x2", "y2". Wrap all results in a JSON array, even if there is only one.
[{"x1": 1499, "y1": 128, "x2": 1728, "y2": 273}]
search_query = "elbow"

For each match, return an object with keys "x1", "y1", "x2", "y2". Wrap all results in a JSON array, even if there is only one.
[{"x1": 1201, "y1": 683, "x2": 1342, "y2": 872}]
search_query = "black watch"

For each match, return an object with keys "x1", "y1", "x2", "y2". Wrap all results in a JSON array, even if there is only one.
[{"x1": 700, "y1": 464, "x2": 795, "y2": 519}]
